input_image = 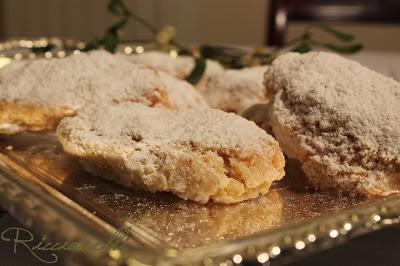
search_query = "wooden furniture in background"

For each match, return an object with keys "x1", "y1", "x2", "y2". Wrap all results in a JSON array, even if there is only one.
[
  {"x1": 267, "y1": 0, "x2": 400, "y2": 46},
  {"x1": 0, "y1": 0, "x2": 5, "y2": 40}
]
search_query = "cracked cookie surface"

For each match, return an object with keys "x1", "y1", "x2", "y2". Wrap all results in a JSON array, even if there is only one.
[
  {"x1": 265, "y1": 52, "x2": 400, "y2": 196},
  {"x1": 57, "y1": 102, "x2": 285, "y2": 204}
]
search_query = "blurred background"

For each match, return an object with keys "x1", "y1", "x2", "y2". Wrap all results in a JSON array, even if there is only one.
[{"x1": 0, "y1": 0, "x2": 399, "y2": 51}]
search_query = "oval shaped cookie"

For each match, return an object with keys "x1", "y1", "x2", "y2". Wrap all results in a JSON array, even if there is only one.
[
  {"x1": 199, "y1": 66, "x2": 269, "y2": 113},
  {"x1": 0, "y1": 50, "x2": 170, "y2": 134},
  {"x1": 123, "y1": 51, "x2": 225, "y2": 88},
  {"x1": 56, "y1": 102, "x2": 285, "y2": 204},
  {"x1": 265, "y1": 52, "x2": 400, "y2": 196},
  {"x1": 158, "y1": 72, "x2": 208, "y2": 109}
]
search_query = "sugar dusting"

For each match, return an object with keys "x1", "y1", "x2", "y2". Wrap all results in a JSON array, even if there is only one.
[
  {"x1": 158, "y1": 72, "x2": 208, "y2": 108},
  {"x1": 59, "y1": 102, "x2": 276, "y2": 154},
  {"x1": 57, "y1": 102, "x2": 284, "y2": 204},
  {"x1": 0, "y1": 50, "x2": 167, "y2": 110},
  {"x1": 199, "y1": 65, "x2": 269, "y2": 113},
  {"x1": 265, "y1": 52, "x2": 400, "y2": 195},
  {"x1": 124, "y1": 51, "x2": 224, "y2": 81}
]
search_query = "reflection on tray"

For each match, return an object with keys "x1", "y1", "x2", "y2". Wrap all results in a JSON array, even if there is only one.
[{"x1": 0, "y1": 133, "x2": 369, "y2": 249}]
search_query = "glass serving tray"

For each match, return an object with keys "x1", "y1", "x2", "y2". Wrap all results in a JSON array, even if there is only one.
[
  {"x1": 0, "y1": 40, "x2": 400, "y2": 265},
  {"x1": 0, "y1": 132, "x2": 400, "y2": 266}
]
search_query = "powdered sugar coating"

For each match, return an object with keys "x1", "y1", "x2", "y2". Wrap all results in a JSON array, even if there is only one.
[
  {"x1": 57, "y1": 102, "x2": 284, "y2": 203},
  {"x1": 0, "y1": 50, "x2": 168, "y2": 110},
  {"x1": 199, "y1": 65, "x2": 269, "y2": 113},
  {"x1": 158, "y1": 72, "x2": 208, "y2": 108},
  {"x1": 60, "y1": 102, "x2": 278, "y2": 156},
  {"x1": 124, "y1": 52, "x2": 270, "y2": 113},
  {"x1": 0, "y1": 50, "x2": 210, "y2": 134},
  {"x1": 124, "y1": 51, "x2": 193, "y2": 79},
  {"x1": 265, "y1": 52, "x2": 400, "y2": 195},
  {"x1": 124, "y1": 51, "x2": 225, "y2": 85}
]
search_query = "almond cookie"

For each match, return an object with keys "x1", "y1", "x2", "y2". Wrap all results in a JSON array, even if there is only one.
[
  {"x1": 0, "y1": 50, "x2": 170, "y2": 134},
  {"x1": 56, "y1": 102, "x2": 285, "y2": 204},
  {"x1": 199, "y1": 66, "x2": 269, "y2": 113},
  {"x1": 124, "y1": 51, "x2": 225, "y2": 87},
  {"x1": 158, "y1": 72, "x2": 208, "y2": 109},
  {"x1": 265, "y1": 52, "x2": 400, "y2": 196}
]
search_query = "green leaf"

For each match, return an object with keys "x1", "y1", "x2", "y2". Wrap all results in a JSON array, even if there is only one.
[
  {"x1": 199, "y1": 45, "x2": 247, "y2": 68},
  {"x1": 101, "y1": 18, "x2": 128, "y2": 53},
  {"x1": 199, "y1": 46, "x2": 218, "y2": 59},
  {"x1": 185, "y1": 57, "x2": 206, "y2": 85},
  {"x1": 31, "y1": 44, "x2": 55, "y2": 53},
  {"x1": 177, "y1": 49, "x2": 192, "y2": 56},
  {"x1": 319, "y1": 25, "x2": 355, "y2": 42},
  {"x1": 108, "y1": 0, "x2": 125, "y2": 15},
  {"x1": 200, "y1": 45, "x2": 244, "y2": 59},
  {"x1": 107, "y1": 0, "x2": 120, "y2": 14},
  {"x1": 103, "y1": 34, "x2": 119, "y2": 53},
  {"x1": 292, "y1": 42, "x2": 311, "y2": 53},
  {"x1": 107, "y1": 18, "x2": 128, "y2": 34},
  {"x1": 323, "y1": 43, "x2": 363, "y2": 54},
  {"x1": 80, "y1": 40, "x2": 99, "y2": 52}
]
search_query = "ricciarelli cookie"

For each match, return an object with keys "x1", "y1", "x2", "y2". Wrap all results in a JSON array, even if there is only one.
[
  {"x1": 265, "y1": 52, "x2": 400, "y2": 196},
  {"x1": 56, "y1": 102, "x2": 285, "y2": 204},
  {"x1": 199, "y1": 66, "x2": 270, "y2": 113},
  {"x1": 0, "y1": 50, "x2": 170, "y2": 134},
  {"x1": 124, "y1": 51, "x2": 225, "y2": 87},
  {"x1": 158, "y1": 72, "x2": 208, "y2": 108}
]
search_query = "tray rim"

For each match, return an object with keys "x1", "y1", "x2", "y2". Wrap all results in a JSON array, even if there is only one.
[
  {"x1": 1, "y1": 39, "x2": 400, "y2": 265},
  {"x1": 0, "y1": 151, "x2": 179, "y2": 265},
  {"x1": 1, "y1": 147, "x2": 400, "y2": 266}
]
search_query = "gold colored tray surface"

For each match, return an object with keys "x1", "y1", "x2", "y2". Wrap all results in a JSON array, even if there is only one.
[
  {"x1": 1, "y1": 132, "x2": 400, "y2": 265},
  {"x1": 1, "y1": 40, "x2": 400, "y2": 265}
]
